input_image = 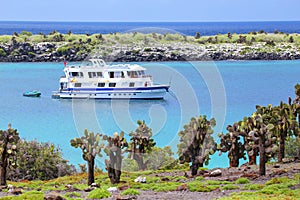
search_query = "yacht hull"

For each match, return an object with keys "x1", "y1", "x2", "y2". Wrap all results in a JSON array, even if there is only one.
[{"x1": 52, "y1": 86, "x2": 169, "y2": 99}]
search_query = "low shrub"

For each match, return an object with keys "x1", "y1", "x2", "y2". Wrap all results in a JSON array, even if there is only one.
[
  {"x1": 87, "y1": 188, "x2": 111, "y2": 199},
  {"x1": 121, "y1": 188, "x2": 140, "y2": 196},
  {"x1": 235, "y1": 177, "x2": 250, "y2": 184},
  {"x1": 222, "y1": 184, "x2": 239, "y2": 190}
]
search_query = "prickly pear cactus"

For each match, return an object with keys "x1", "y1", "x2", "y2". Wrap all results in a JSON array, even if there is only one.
[
  {"x1": 177, "y1": 115, "x2": 217, "y2": 176},
  {"x1": 70, "y1": 129, "x2": 103, "y2": 185},
  {"x1": 247, "y1": 105, "x2": 278, "y2": 176},
  {"x1": 272, "y1": 101, "x2": 299, "y2": 162},
  {"x1": 0, "y1": 123, "x2": 20, "y2": 185},
  {"x1": 218, "y1": 123, "x2": 246, "y2": 167},
  {"x1": 103, "y1": 131, "x2": 128, "y2": 184},
  {"x1": 128, "y1": 120, "x2": 156, "y2": 170}
]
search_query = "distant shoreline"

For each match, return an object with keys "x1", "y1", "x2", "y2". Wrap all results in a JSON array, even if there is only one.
[{"x1": 0, "y1": 32, "x2": 299, "y2": 62}]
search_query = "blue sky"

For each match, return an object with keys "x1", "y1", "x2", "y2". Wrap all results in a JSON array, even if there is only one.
[{"x1": 0, "y1": 0, "x2": 299, "y2": 22}]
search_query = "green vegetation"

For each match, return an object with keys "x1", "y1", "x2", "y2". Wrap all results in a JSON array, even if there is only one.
[
  {"x1": 235, "y1": 177, "x2": 250, "y2": 184},
  {"x1": 177, "y1": 115, "x2": 217, "y2": 175},
  {"x1": 0, "y1": 190, "x2": 44, "y2": 200},
  {"x1": 87, "y1": 188, "x2": 111, "y2": 199},
  {"x1": 0, "y1": 124, "x2": 20, "y2": 185},
  {"x1": 8, "y1": 139, "x2": 75, "y2": 181},
  {"x1": 70, "y1": 130, "x2": 103, "y2": 185},
  {"x1": 0, "y1": 48, "x2": 6, "y2": 56},
  {"x1": 127, "y1": 120, "x2": 156, "y2": 170},
  {"x1": 121, "y1": 188, "x2": 140, "y2": 195},
  {"x1": 103, "y1": 131, "x2": 128, "y2": 184},
  {"x1": 0, "y1": 31, "x2": 299, "y2": 62}
]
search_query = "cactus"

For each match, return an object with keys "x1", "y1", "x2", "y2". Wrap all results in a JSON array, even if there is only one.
[
  {"x1": 0, "y1": 123, "x2": 20, "y2": 185},
  {"x1": 247, "y1": 105, "x2": 278, "y2": 175},
  {"x1": 218, "y1": 123, "x2": 246, "y2": 167},
  {"x1": 103, "y1": 131, "x2": 128, "y2": 184},
  {"x1": 127, "y1": 120, "x2": 156, "y2": 170},
  {"x1": 294, "y1": 84, "x2": 300, "y2": 126},
  {"x1": 177, "y1": 115, "x2": 217, "y2": 176},
  {"x1": 272, "y1": 101, "x2": 299, "y2": 162},
  {"x1": 239, "y1": 116, "x2": 259, "y2": 165},
  {"x1": 70, "y1": 129, "x2": 103, "y2": 185}
]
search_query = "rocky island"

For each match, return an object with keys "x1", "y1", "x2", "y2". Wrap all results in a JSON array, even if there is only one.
[{"x1": 0, "y1": 31, "x2": 299, "y2": 62}]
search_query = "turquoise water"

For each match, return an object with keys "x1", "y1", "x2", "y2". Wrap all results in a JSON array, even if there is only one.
[{"x1": 1, "y1": 60, "x2": 300, "y2": 169}]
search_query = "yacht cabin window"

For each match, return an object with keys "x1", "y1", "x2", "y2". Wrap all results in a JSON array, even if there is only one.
[
  {"x1": 70, "y1": 72, "x2": 84, "y2": 77},
  {"x1": 74, "y1": 83, "x2": 82, "y2": 87},
  {"x1": 109, "y1": 83, "x2": 116, "y2": 87},
  {"x1": 98, "y1": 83, "x2": 105, "y2": 87},
  {"x1": 88, "y1": 72, "x2": 103, "y2": 78}
]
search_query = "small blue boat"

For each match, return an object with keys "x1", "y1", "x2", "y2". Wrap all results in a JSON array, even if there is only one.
[{"x1": 23, "y1": 90, "x2": 41, "y2": 97}]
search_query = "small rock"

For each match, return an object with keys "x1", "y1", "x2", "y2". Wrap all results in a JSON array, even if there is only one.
[
  {"x1": 91, "y1": 183, "x2": 100, "y2": 188},
  {"x1": 107, "y1": 186, "x2": 118, "y2": 192},
  {"x1": 84, "y1": 187, "x2": 95, "y2": 192},
  {"x1": 116, "y1": 195, "x2": 137, "y2": 200},
  {"x1": 118, "y1": 185, "x2": 130, "y2": 191},
  {"x1": 134, "y1": 176, "x2": 146, "y2": 183},
  {"x1": 176, "y1": 183, "x2": 187, "y2": 191},
  {"x1": 44, "y1": 192, "x2": 66, "y2": 200},
  {"x1": 210, "y1": 169, "x2": 222, "y2": 177},
  {"x1": 161, "y1": 177, "x2": 170, "y2": 181}
]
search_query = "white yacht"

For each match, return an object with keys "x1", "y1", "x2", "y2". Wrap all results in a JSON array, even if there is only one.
[{"x1": 52, "y1": 59, "x2": 170, "y2": 99}]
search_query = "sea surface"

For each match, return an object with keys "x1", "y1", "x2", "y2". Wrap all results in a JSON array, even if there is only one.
[
  {"x1": 0, "y1": 60, "x2": 299, "y2": 169},
  {"x1": 0, "y1": 21, "x2": 300, "y2": 36}
]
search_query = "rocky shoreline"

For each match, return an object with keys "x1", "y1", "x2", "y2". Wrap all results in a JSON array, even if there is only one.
[{"x1": 0, "y1": 41, "x2": 299, "y2": 62}]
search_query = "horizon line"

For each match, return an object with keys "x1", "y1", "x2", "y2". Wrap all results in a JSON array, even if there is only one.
[{"x1": 0, "y1": 20, "x2": 300, "y2": 23}]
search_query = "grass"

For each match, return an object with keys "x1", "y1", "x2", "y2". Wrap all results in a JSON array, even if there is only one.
[
  {"x1": 121, "y1": 188, "x2": 140, "y2": 196},
  {"x1": 0, "y1": 165, "x2": 299, "y2": 200},
  {"x1": 219, "y1": 175, "x2": 300, "y2": 200},
  {"x1": 235, "y1": 177, "x2": 250, "y2": 184},
  {"x1": 87, "y1": 188, "x2": 111, "y2": 199},
  {"x1": 0, "y1": 190, "x2": 44, "y2": 200}
]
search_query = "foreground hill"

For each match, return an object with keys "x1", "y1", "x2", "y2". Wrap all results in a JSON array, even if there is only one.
[
  {"x1": 0, "y1": 31, "x2": 299, "y2": 62},
  {"x1": 0, "y1": 160, "x2": 299, "y2": 199}
]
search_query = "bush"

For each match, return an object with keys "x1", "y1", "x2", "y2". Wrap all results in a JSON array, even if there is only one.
[
  {"x1": 285, "y1": 136, "x2": 300, "y2": 158},
  {"x1": 7, "y1": 139, "x2": 76, "y2": 181},
  {"x1": 122, "y1": 158, "x2": 139, "y2": 172},
  {"x1": 0, "y1": 48, "x2": 6, "y2": 56},
  {"x1": 121, "y1": 188, "x2": 140, "y2": 196},
  {"x1": 222, "y1": 184, "x2": 239, "y2": 190},
  {"x1": 235, "y1": 177, "x2": 250, "y2": 184},
  {"x1": 20, "y1": 31, "x2": 33, "y2": 36},
  {"x1": 87, "y1": 188, "x2": 111, "y2": 199}
]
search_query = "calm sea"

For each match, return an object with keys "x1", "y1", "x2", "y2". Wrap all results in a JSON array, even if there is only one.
[
  {"x1": 0, "y1": 21, "x2": 300, "y2": 36},
  {"x1": 0, "y1": 60, "x2": 299, "y2": 169}
]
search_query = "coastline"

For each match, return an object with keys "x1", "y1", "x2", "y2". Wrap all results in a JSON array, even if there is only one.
[{"x1": 0, "y1": 32, "x2": 299, "y2": 62}]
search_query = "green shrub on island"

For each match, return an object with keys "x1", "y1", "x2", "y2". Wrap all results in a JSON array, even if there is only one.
[
  {"x1": 20, "y1": 31, "x2": 33, "y2": 37},
  {"x1": 0, "y1": 48, "x2": 6, "y2": 56}
]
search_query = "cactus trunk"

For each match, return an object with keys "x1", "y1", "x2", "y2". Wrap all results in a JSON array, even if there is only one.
[
  {"x1": 259, "y1": 133, "x2": 266, "y2": 176},
  {"x1": 278, "y1": 132, "x2": 286, "y2": 162},
  {"x1": 0, "y1": 158, "x2": 7, "y2": 186},
  {"x1": 133, "y1": 153, "x2": 146, "y2": 170},
  {"x1": 0, "y1": 136, "x2": 8, "y2": 186},
  {"x1": 248, "y1": 155, "x2": 257, "y2": 165},
  {"x1": 230, "y1": 158, "x2": 239, "y2": 167},
  {"x1": 107, "y1": 149, "x2": 122, "y2": 184},
  {"x1": 87, "y1": 158, "x2": 95, "y2": 185}
]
